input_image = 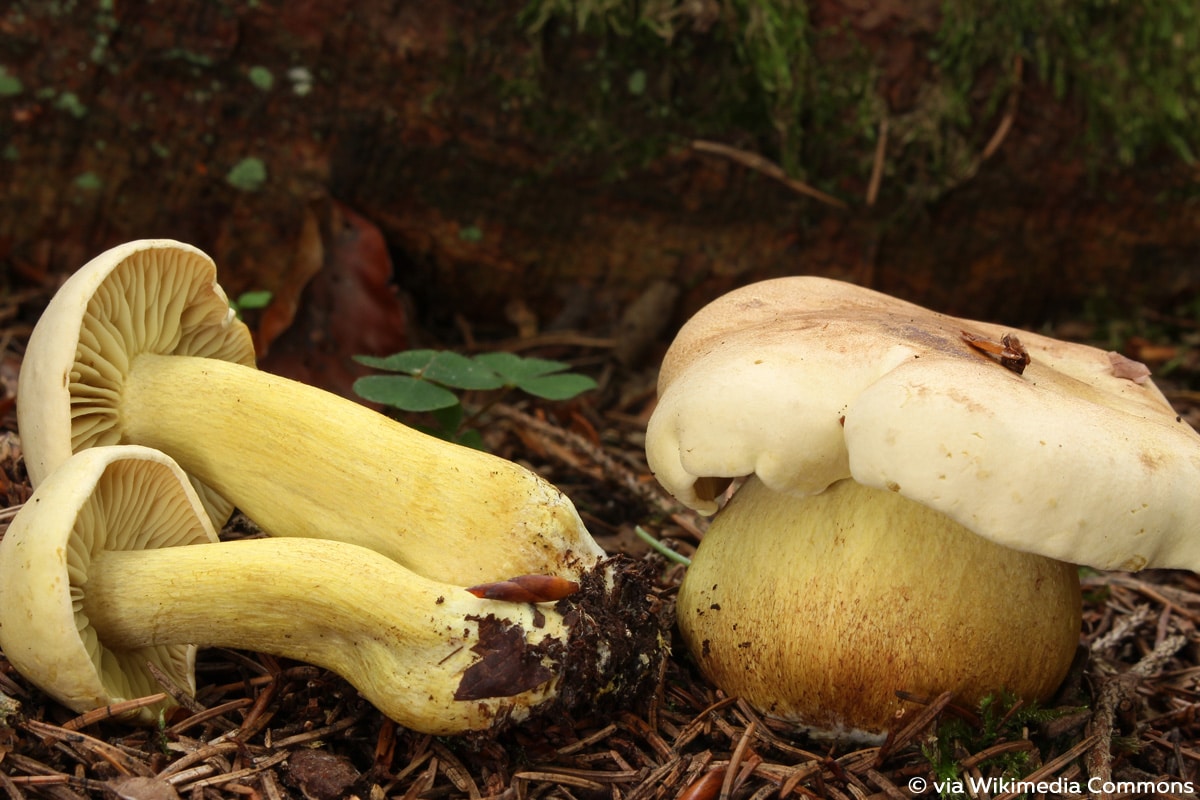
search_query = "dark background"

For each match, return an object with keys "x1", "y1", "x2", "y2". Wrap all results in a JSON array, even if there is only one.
[{"x1": 2, "y1": 0, "x2": 1198, "y2": 394}]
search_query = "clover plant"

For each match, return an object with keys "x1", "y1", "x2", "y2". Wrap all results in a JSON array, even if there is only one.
[{"x1": 354, "y1": 349, "x2": 597, "y2": 446}]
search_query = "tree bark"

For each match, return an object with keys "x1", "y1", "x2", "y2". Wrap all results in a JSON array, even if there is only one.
[{"x1": 2, "y1": 0, "x2": 1196, "y2": 375}]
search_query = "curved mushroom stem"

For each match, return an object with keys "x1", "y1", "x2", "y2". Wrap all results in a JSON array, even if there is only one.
[
  {"x1": 0, "y1": 445, "x2": 665, "y2": 733},
  {"x1": 119, "y1": 353, "x2": 604, "y2": 585},
  {"x1": 677, "y1": 477, "x2": 1082, "y2": 741},
  {"x1": 84, "y1": 537, "x2": 596, "y2": 734}
]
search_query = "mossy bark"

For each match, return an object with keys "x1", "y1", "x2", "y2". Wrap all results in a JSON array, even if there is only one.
[{"x1": 1, "y1": 0, "x2": 1196, "y2": 368}]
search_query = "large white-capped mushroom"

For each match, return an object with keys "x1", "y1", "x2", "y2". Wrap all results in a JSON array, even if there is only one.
[
  {"x1": 646, "y1": 276, "x2": 1200, "y2": 740},
  {"x1": 17, "y1": 239, "x2": 603, "y2": 585},
  {"x1": 0, "y1": 445, "x2": 662, "y2": 733}
]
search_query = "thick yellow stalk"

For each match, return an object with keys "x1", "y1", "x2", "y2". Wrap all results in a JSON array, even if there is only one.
[
  {"x1": 0, "y1": 446, "x2": 665, "y2": 733},
  {"x1": 83, "y1": 538, "x2": 564, "y2": 734},
  {"x1": 120, "y1": 353, "x2": 604, "y2": 584}
]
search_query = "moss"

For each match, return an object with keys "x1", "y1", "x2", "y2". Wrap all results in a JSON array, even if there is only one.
[
  {"x1": 247, "y1": 65, "x2": 275, "y2": 91},
  {"x1": 935, "y1": 0, "x2": 1200, "y2": 165},
  {"x1": 722, "y1": 0, "x2": 818, "y2": 176},
  {"x1": 73, "y1": 171, "x2": 103, "y2": 191},
  {"x1": 518, "y1": 0, "x2": 1198, "y2": 206},
  {"x1": 0, "y1": 67, "x2": 23, "y2": 97},
  {"x1": 514, "y1": 1, "x2": 879, "y2": 198},
  {"x1": 158, "y1": 48, "x2": 216, "y2": 68},
  {"x1": 225, "y1": 157, "x2": 268, "y2": 191},
  {"x1": 52, "y1": 91, "x2": 88, "y2": 118},
  {"x1": 922, "y1": 692, "x2": 1087, "y2": 799}
]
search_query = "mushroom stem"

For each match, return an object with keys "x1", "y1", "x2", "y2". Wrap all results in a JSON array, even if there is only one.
[
  {"x1": 120, "y1": 352, "x2": 603, "y2": 584},
  {"x1": 81, "y1": 537, "x2": 565, "y2": 734},
  {"x1": 677, "y1": 477, "x2": 1082, "y2": 740},
  {"x1": 0, "y1": 446, "x2": 665, "y2": 734}
]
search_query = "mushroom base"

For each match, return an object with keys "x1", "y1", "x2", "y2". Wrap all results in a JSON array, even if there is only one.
[
  {"x1": 677, "y1": 477, "x2": 1082, "y2": 742},
  {"x1": 82, "y1": 540, "x2": 668, "y2": 734}
]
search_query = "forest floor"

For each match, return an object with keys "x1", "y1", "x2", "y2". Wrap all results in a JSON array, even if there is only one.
[{"x1": 0, "y1": 281, "x2": 1198, "y2": 800}]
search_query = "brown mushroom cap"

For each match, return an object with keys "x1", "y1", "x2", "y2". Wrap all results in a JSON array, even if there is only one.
[
  {"x1": 17, "y1": 239, "x2": 256, "y2": 528},
  {"x1": 647, "y1": 276, "x2": 1200, "y2": 572}
]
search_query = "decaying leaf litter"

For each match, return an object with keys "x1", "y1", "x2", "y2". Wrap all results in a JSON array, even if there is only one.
[{"x1": 0, "y1": 282, "x2": 1197, "y2": 800}]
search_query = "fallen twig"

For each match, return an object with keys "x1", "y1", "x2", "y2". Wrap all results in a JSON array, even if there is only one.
[{"x1": 691, "y1": 140, "x2": 849, "y2": 209}]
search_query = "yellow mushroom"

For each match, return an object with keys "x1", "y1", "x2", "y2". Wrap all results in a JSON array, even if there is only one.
[
  {"x1": 17, "y1": 239, "x2": 602, "y2": 585},
  {"x1": 0, "y1": 446, "x2": 663, "y2": 733}
]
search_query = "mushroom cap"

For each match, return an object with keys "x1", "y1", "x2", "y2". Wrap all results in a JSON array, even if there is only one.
[
  {"x1": 17, "y1": 239, "x2": 256, "y2": 527},
  {"x1": 646, "y1": 276, "x2": 1200, "y2": 572},
  {"x1": 0, "y1": 445, "x2": 219, "y2": 721}
]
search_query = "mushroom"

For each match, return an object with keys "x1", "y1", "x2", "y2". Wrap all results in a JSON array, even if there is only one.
[
  {"x1": 17, "y1": 239, "x2": 603, "y2": 585},
  {"x1": 646, "y1": 276, "x2": 1200, "y2": 740},
  {"x1": 0, "y1": 445, "x2": 663, "y2": 733}
]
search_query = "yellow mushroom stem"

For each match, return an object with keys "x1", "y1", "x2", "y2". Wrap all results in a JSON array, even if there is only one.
[
  {"x1": 83, "y1": 537, "x2": 578, "y2": 735},
  {"x1": 0, "y1": 446, "x2": 664, "y2": 734},
  {"x1": 118, "y1": 353, "x2": 603, "y2": 585},
  {"x1": 677, "y1": 477, "x2": 1082, "y2": 741}
]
